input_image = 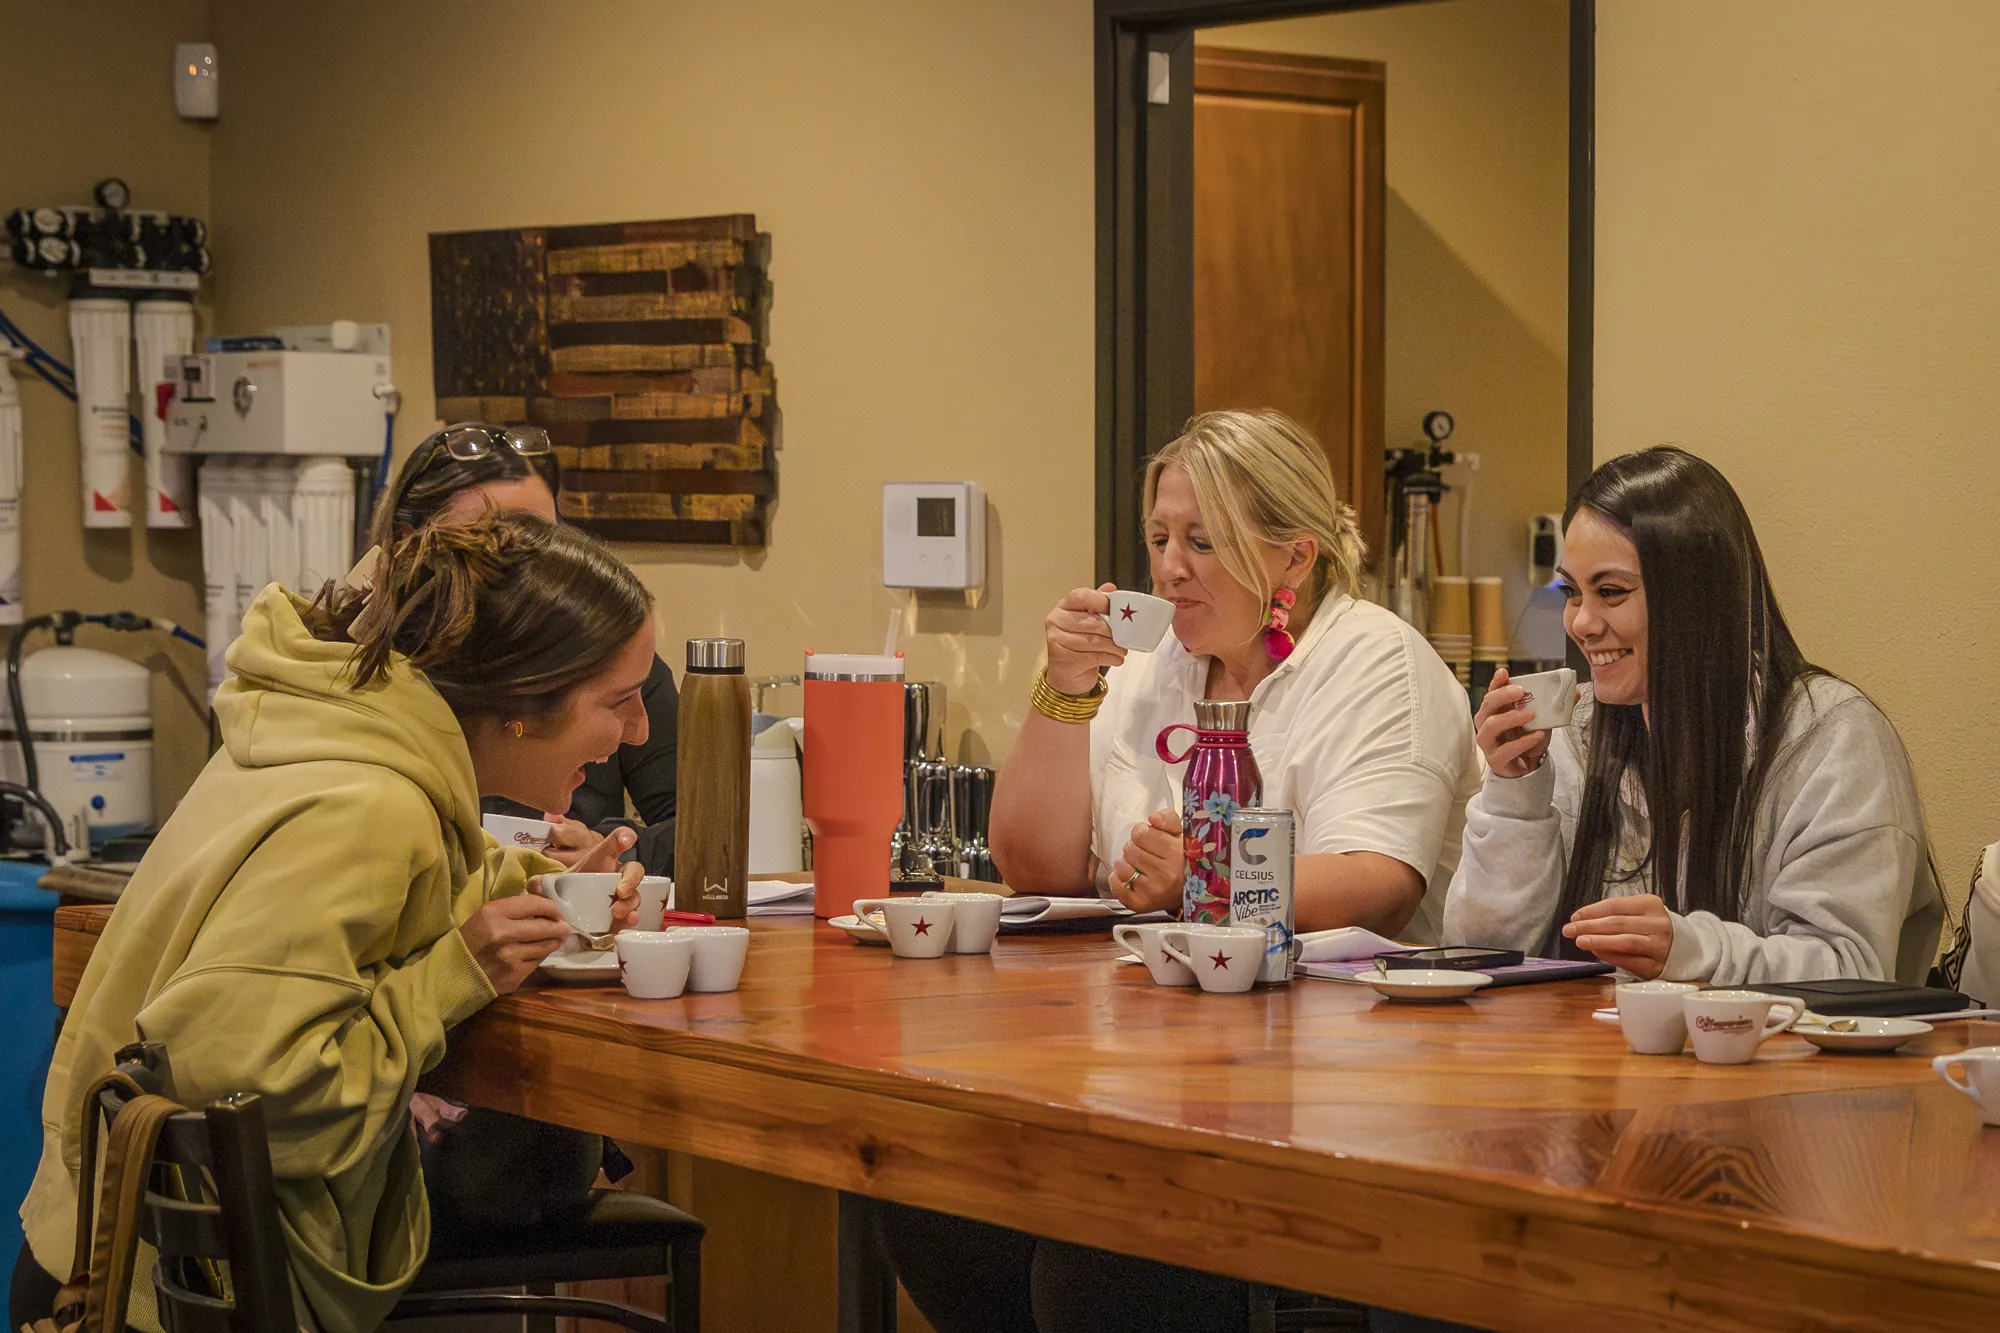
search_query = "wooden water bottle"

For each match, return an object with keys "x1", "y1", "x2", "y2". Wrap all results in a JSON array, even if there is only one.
[{"x1": 675, "y1": 637, "x2": 751, "y2": 919}]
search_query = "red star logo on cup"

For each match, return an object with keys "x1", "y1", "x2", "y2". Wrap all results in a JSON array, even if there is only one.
[
  {"x1": 1209, "y1": 950, "x2": 1232, "y2": 970},
  {"x1": 1120, "y1": 604, "x2": 1137, "y2": 620},
  {"x1": 912, "y1": 918, "x2": 933, "y2": 936}
]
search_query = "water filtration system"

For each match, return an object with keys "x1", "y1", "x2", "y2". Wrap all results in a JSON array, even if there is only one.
[{"x1": 164, "y1": 323, "x2": 396, "y2": 693}]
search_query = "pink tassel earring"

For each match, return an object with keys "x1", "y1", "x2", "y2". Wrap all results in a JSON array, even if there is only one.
[{"x1": 1264, "y1": 588, "x2": 1297, "y2": 661}]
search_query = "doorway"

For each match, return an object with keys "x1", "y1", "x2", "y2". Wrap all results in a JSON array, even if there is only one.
[{"x1": 1095, "y1": 0, "x2": 1594, "y2": 653}]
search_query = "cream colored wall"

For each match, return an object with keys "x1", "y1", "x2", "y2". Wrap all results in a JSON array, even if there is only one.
[
  {"x1": 1, "y1": 1, "x2": 214, "y2": 821},
  {"x1": 205, "y1": 0, "x2": 1097, "y2": 768},
  {"x1": 1200, "y1": 0, "x2": 1571, "y2": 643},
  {"x1": 1596, "y1": 0, "x2": 2000, "y2": 906}
]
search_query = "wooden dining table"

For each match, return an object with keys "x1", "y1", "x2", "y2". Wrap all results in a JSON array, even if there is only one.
[{"x1": 421, "y1": 912, "x2": 2000, "y2": 1333}]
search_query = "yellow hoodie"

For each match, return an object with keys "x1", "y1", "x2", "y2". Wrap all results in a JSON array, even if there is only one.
[{"x1": 20, "y1": 587, "x2": 556, "y2": 1333}]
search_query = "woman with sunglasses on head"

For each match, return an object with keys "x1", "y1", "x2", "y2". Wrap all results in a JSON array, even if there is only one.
[
  {"x1": 373, "y1": 422, "x2": 680, "y2": 877},
  {"x1": 16, "y1": 514, "x2": 654, "y2": 1333},
  {"x1": 1445, "y1": 447, "x2": 1943, "y2": 985}
]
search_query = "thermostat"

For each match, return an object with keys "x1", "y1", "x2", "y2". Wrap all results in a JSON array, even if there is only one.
[{"x1": 883, "y1": 482, "x2": 986, "y2": 589}]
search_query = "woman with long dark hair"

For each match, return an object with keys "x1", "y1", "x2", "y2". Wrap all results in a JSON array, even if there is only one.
[{"x1": 1446, "y1": 447, "x2": 1942, "y2": 983}]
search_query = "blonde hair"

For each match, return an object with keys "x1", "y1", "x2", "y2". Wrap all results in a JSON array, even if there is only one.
[{"x1": 1143, "y1": 409, "x2": 1366, "y2": 615}]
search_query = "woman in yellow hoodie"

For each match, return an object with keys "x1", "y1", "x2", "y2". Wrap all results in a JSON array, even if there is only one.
[{"x1": 14, "y1": 514, "x2": 656, "y2": 1333}]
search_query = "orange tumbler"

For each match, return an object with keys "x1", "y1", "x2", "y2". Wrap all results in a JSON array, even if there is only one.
[{"x1": 803, "y1": 652, "x2": 907, "y2": 919}]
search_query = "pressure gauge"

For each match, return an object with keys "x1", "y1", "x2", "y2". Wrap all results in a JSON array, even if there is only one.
[{"x1": 1423, "y1": 410, "x2": 1454, "y2": 443}]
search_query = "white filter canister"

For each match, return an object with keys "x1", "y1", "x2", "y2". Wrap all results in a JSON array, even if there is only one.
[
  {"x1": 0, "y1": 369, "x2": 21, "y2": 624},
  {"x1": 294, "y1": 457, "x2": 355, "y2": 593},
  {"x1": 197, "y1": 457, "x2": 240, "y2": 692},
  {"x1": 0, "y1": 645, "x2": 154, "y2": 842},
  {"x1": 69, "y1": 298, "x2": 133, "y2": 529},
  {"x1": 228, "y1": 457, "x2": 270, "y2": 617},
  {"x1": 134, "y1": 299, "x2": 196, "y2": 528},
  {"x1": 260, "y1": 456, "x2": 301, "y2": 591}
]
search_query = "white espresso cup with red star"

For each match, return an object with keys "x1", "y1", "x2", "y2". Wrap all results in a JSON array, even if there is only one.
[
  {"x1": 1159, "y1": 924, "x2": 1266, "y2": 994},
  {"x1": 1100, "y1": 591, "x2": 1176, "y2": 652},
  {"x1": 852, "y1": 897, "x2": 957, "y2": 958}
]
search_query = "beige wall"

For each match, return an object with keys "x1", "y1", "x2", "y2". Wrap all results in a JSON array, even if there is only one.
[
  {"x1": 206, "y1": 0, "x2": 1097, "y2": 771},
  {"x1": 2, "y1": 1, "x2": 215, "y2": 820},
  {"x1": 1597, "y1": 0, "x2": 2000, "y2": 904},
  {"x1": 1201, "y1": 0, "x2": 1571, "y2": 642}
]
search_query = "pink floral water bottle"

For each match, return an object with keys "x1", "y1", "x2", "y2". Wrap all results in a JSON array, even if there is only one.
[{"x1": 1156, "y1": 700, "x2": 1262, "y2": 924}]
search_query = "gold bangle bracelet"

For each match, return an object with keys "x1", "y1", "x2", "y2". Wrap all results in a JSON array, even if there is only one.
[{"x1": 1031, "y1": 668, "x2": 1106, "y2": 724}]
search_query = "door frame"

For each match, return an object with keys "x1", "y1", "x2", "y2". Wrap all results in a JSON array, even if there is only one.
[{"x1": 1094, "y1": 0, "x2": 1596, "y2": 589}]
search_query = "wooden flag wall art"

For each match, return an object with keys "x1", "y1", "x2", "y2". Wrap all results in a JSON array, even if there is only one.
[{"x1": 430, "y1": 214, "x2": 775, "y2": 545}]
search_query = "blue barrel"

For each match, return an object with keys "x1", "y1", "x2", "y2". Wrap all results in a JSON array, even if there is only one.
[{"x1": 0, "y1": 860, "x2": 56, "y2": 1281}]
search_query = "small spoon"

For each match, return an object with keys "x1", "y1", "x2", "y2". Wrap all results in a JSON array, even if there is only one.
[{"x1": 1826, "y1": 1018, "x2": 1859, "y2": 1033}]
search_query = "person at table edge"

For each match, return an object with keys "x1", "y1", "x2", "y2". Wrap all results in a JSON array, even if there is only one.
[
  {"x1": 1446, "y1": 446, "x2": 1943, "y2": 986},
  {"x1": 990, "y1": 408, "x2": 1479, "y2": 941}
]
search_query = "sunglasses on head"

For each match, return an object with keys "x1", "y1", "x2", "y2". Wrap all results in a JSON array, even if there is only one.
[{"x1": 423, "y1": 423, "x2": 553, "y2": 462}]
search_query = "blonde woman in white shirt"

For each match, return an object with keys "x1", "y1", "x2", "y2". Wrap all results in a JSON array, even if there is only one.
[
  {"x1": 991, "y1": 408, "x2": 1478, "y2": 940},
  {"x1": 882, "y1": 409, "x2": 1478, "y2": 1333}
]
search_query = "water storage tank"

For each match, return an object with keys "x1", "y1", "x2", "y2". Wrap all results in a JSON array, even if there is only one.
[{"x1": 0, "y1": 645, "x2": 154, "y2": 846}]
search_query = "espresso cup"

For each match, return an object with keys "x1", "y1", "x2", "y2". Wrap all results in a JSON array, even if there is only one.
[
  {"x1": 1112, "y1": 922, "x2": 1197, "y2": 987},
  {"x1": 546, "y1": 872, "x2": 620, "y2": 936},
  {"x1": 483, "y1": 813, "x2": 553, "y2": 851},
  {"x1": 1682, "y1": 989, "x2": 1805, "y2": 1064},
  {"x1": 1933, "y1": 1046, "x2": 2000, "y2": 1127},
  {"x1": 1509, "y1": 667, "x2": 1578, "y2": 732},
  {"x1": 1616, "y1": 980, "x2": 1699, "y2": 1054},
  {"x1": 1160, "y1": 925, "x2": 1266, "y2": 994},
  {"x1": 684, "y1": 925, "x2": 750, "y2": 992},
  {"x1": 852, "y1": 897, "x2": 956, "y2": 958},
  {"x1": 635, "y1": 875, "x2": 674, "y2": 932},
  {"x1": 615, "y1": 931, "x2": 694, "y2": 999},
  {"x1": 1101, "y1": 591, "x2": 1176, "y2": 652},
  {"x1": 923, "y1": 891, "x2": 1003, "y2": 954}
]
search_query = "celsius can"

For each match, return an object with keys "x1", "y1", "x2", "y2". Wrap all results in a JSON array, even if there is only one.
[{"x1": 1228, "y1": 808, "x2": 1294, "y2": 985}]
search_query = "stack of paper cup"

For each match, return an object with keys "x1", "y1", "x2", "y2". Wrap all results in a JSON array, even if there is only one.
[
  {"x1": 1472, "y1": 577, "x2": 1508, "y2": 664},
  {"x1": 1428, "y1": 576, "x2": 1471, "y2": 685}
]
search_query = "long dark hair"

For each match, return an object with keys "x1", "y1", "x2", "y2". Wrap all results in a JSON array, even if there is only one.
[
  {"x1": 366, "y1": 423, "x2": 562, "y2": 552},
  {"x1": 1555, "y1": 447, "x2": 1823, "y2": 937},
  {"x1": 309, "y1": 514, "x2": 650, "y2": 721}
]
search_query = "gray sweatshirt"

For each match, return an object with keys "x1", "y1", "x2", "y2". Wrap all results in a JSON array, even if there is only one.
[{"x1": 1443, "y1": 676, "x2": 1943, "y2": 986}]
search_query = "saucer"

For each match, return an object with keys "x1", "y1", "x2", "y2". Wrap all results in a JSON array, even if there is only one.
[
  {"x1": 1358, "y1": 968, "x2": 1492, "y2": 1003},
  {"x1": 828, "y1": 914, "x2": 890, "y2": 946},
  {"x1": 537, "y1": 950, "x2": 620, "y2": 984},
  {"x1": 1795, "y1": 1017, "x2": 1932, "y2": 1053}
]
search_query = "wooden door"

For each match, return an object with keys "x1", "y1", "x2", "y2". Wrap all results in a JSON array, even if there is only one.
[{"x1": 1193, "y1": 46, "x2": 1385, "y2": 560}]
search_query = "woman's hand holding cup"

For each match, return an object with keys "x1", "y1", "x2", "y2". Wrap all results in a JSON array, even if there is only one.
[
  {"x1": 528, "y1": 826, "x2": 644, "y2": 933},
  {"x1": 1044, "y1": 583, "x2": 1126, "y2": 694},
  {"x1": 460, "y1": 895, "x2": 571, "y2": 993},
  {"x1": 1474, "y1": 668, "x2": 1553, "y2": 778},
  {"x1": 1109, "y1": 807, "x2": 1184, "y2": 914}
]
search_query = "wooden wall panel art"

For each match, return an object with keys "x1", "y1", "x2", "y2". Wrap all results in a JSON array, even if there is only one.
[{"x1": 430, "y1": 214, "x2": 775, "y2": 546}]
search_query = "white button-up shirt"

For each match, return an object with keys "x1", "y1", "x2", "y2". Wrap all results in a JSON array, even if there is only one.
[{"x1": 1088, "y1": 594, "x2": 1479, "y2": 943}]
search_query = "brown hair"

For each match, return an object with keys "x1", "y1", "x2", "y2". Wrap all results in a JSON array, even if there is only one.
[
  {"x1": 366, "y1": 425, "x2": 562, "y2": 551},
  {"x1": 1144, "y1": 409, "x2": 1367, "y2": 617},
  {"x1": 309, "y1": 514, "x2": 651, "y2": 720}
]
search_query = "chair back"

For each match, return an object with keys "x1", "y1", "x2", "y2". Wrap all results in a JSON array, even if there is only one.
[{"x1": 99, "y1": 1043, "x2": 297, "y2": 1333}]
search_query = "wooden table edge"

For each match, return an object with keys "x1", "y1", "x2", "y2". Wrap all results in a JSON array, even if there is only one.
[{"x1": 443, "y1": 995, "x2": 2000, "y2": 1331}]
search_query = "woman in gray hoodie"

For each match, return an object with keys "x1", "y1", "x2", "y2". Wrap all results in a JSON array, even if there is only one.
[{"x1": 1444, "y1": 447, "x2": 1942, "y2": 986}]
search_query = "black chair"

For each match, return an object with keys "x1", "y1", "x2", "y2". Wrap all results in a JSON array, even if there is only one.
[{"x1": 101, "y1": 1042, "x2": 702, "y2": 1333}]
